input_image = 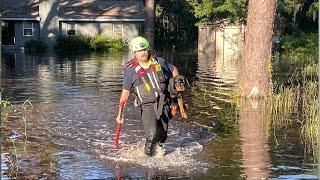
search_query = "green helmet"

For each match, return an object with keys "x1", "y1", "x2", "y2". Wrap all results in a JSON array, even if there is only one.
[{"x1": 129, "y1": 36, "x2": 149, "y2": 52}]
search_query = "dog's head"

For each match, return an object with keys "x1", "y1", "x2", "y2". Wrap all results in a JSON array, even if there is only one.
[{"x1": 174, "y1": 75, "x2": 186, "y2": 92}]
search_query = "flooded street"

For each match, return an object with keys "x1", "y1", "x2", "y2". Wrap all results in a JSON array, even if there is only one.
[{"x1": 1, "y1": 50, "x2": 319, "y2": 179}]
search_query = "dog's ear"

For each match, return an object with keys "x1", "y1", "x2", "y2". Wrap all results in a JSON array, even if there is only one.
[{"x1": 168, "y1": 77, "x2": 177, "y2": 94}]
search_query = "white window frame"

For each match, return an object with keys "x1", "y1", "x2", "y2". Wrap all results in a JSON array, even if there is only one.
[
  {"x1": 112, "y1": 23, "x2": 123, "y2": 38},
  {"x1": 23, "y1": 22, "x2": 33, "y2": 36},
  {"x1": 66, "y1": 23, "x2": 76, "y2": 36}
]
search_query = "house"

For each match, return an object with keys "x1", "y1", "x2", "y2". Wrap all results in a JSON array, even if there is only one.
[
  {"x1": 1, "y1": 0, "x2": 145, "y2": 50},
  {"x1": 1, "y1": 0, "x2": 40, "y2": 49}
]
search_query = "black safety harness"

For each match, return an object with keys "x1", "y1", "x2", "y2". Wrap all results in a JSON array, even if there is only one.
[{"x1": 130, "y1": 58, "x2": 167, "y2": 119}]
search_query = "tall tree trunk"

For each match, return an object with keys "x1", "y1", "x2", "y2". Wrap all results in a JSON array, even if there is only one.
[
  {"x1": 145, "y1": 0, "x2": 155, "y2": 49},
  {"x1": 0, "y1": 12, "x2": 2, "y2": 104},
  {"x1": 238, "y1": 0, "x2": 277, "y2": 98}
]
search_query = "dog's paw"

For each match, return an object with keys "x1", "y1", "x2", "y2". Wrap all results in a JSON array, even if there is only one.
[{"x1": 181, "y1": 112, "x2": 188, "y2": 119}]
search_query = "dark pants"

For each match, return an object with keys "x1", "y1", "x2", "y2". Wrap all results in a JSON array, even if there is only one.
[{"x1": 140, "y1": 103, "x2": 169, "y2": 155}]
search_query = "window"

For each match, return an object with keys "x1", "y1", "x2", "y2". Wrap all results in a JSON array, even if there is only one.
[
  {"x1": 67, "y1": 23, "x2": 76, "y2": 36},
  {"x1": 113, "y1": 23, "x2": 123, "y2": 37},
  {"x1": 23, "y1": 22, "x2": 33, "y2": 36}
]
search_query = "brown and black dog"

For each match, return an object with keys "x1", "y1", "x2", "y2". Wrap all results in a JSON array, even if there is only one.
[{"x1": 168, "y1": 75, "x2": 188, "y2": 121}]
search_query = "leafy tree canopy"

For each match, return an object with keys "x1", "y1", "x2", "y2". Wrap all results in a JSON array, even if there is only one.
[
  {"x1": 186, "y1": 0, "x2": 248, "y2": 25},
  {"x1": 186, "y1": 0, "x2": 317, "y2": 29},
  {"x1": 277, "y1": 0, "x2": 318, "y2": 33},
  {"x1": 155, "y1": 0, "x2": 198, "y2": 49}
]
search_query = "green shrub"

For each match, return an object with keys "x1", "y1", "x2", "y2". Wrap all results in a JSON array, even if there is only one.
[
  {"x1": 90, "y1": 35, "x2": 127, "y2": 51},
  {"x1": 280, "y1": 30, "x2": 318, "y2": 57},
  {"x1": 55, "y1": 34, "x2": 127, "y2": 52},
  {"x1": 55, "y1": 35, "x2": 91, "y2": 52},
  {"x1": 273, "y1": 30, "x2": 318, "y2": 75},
  {"x1": 109, "y1": 37, "x2": 127, "y2": 51},
  {"x1": 25, "y1": 39, "x2": 47, "y2": 53},
  {"x1": 90, "y1": 35, "x2": 112, "y2": 51}
]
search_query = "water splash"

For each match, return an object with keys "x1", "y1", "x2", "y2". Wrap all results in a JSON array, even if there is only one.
[
  {"x1": 99, "y1": 120, "x2": 216, "y2": 173},
  {"x1": 101, "y1": 140, "x2": 209, "y2": 173}
]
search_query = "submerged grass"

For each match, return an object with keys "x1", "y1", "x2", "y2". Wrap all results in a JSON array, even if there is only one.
[
  {"x1": 269, "y1": 59, "x2": 319, "y2": 159},
  {"x1": 300, "y1": 81, "x2": 319, "y2": 156},
  {"x1": 1, "y1": 99, "x2": 11, "y2": 110},
  {"x1": 1, "y1": 99, "x2": 34, "y2": 178},
  {"x1": 270, "y1": 85, "x2": 299, "y2": 126}
]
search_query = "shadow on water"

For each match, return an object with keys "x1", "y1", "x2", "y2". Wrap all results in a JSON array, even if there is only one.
[{"x1": 1, "y1": 50, "x2": 319, "y2": 179}]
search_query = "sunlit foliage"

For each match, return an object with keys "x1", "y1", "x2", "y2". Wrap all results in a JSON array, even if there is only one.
[{"x1": 186, "y1": 0, "x2": 248, "y2": 25}]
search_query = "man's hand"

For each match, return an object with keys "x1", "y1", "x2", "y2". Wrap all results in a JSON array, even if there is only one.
[
  {"x1": 116, "y1": 114, "x2": 124, "y2": 124},
  {"x1": 115, "y1": 89, "x2": 130, "y2": 124}
]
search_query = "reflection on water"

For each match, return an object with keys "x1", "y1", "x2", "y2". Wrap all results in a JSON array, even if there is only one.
[
  {"x1": 1, "y1": 52, "x2": 126, "y2": 104},
  {"x1": 1, "y1": 50, "x2": 319, "y2": 179},
  {"x1": 54, "y1": 151, "x2": 115, "y2": 179},
  {"x1": 238, "y1": 99, "x2": 271, "y2": 179}
]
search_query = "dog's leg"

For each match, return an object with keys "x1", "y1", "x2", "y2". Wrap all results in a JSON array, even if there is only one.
[
  {"x1": 170, "y1": 104, "x2": 178, "y2": 117},
  {"x1": 177, "y1": 97, "x2": 188, "y2": 120}
]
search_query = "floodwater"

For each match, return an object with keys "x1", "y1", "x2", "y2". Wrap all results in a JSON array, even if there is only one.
[{"x1": 1, "y1": 50, "x2": 319, "y2": 179}]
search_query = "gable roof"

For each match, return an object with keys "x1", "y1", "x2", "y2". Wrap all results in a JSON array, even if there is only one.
[
  {"x1": 59, "y1": 1, "x2": 145, "y2": 22},
  {"x1": 1, "y1": 0, "x2": 40, "y2": 20},
  {"x1": 1, "y1": 0, "x2": 145, "y2": 22}
]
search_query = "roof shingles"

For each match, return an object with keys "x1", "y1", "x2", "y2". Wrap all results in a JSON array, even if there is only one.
[
  {"x1": 59, "y1": 1, "x2": 145, "y2": 20},
  {"x1": 1, "y1": 0, "x2": 39, "y2": 19},
  {"x1": 1, "y1": 0, "x2": 145, "y2": 20}
]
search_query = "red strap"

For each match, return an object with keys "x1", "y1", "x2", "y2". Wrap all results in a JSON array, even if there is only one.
[
  {"x1": 131, "y1": 59, "x2": 148, "y2": 77},
  {"x1": 131, "y1": 59, "x2": 138, "y2": 67},
  {"x1": 150, "y1": 64, "x2": 157, "y2": 72},
  {"x1": 130, "y1": 58, "x2": 160, "y2": 78}
]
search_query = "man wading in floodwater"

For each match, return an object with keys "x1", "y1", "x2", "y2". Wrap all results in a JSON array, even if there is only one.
[{"x1": 115, "y1": 36, "x2": 179, "y2": 156}]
